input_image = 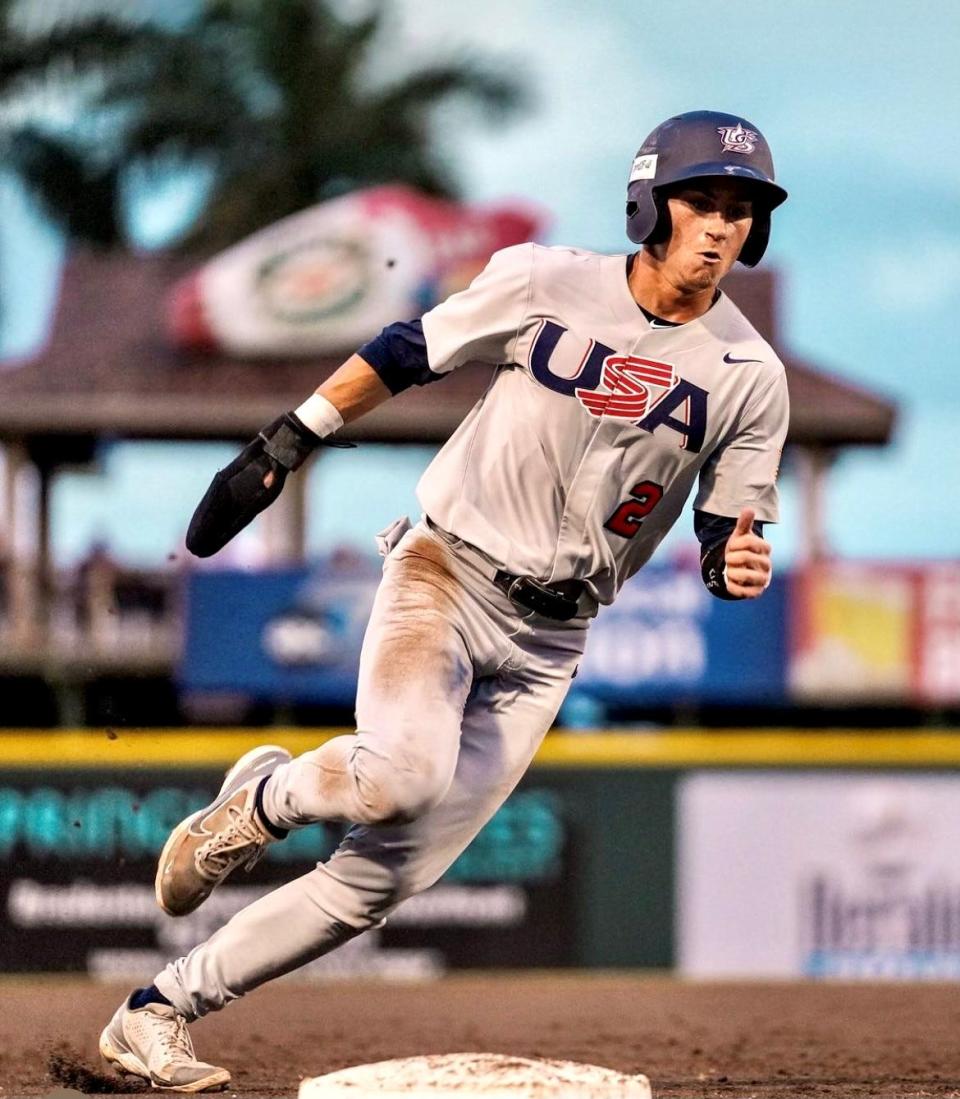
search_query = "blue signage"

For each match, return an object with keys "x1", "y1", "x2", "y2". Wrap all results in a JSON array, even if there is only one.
[
  {"x1": 181, "y1": 561, "x2": 786, "y2": 706},
  {"x1": 572, "y1": 566, "x2": 787, "y2": 703},
  {"x1": 180, "y1": 565, "x2": 380, "y2": 704}
]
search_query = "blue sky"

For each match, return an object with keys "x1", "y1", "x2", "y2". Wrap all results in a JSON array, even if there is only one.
[{"x1": 1, "y1": 0, "x2": 958, "y2": 563}]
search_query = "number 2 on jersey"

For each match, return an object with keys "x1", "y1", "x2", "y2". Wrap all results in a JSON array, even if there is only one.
[{"x1": 603, "y1": 480, "x2": 664, "y2": 539}]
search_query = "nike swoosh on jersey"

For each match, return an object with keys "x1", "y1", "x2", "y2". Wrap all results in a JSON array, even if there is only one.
[{"x1": 723, "y1": 352, "x2": 763, "y2": 364}]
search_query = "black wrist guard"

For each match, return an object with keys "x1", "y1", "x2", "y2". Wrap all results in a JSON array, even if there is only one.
[
  {"x1": 700, "y1": 540, "x2": 741, "y2": 601},
  {"x1": 259, "y1": 411, "x2": 322, "y2": 471},
  {"x1": 185, "y1": 412, "x2": 351, "y2": 558}
]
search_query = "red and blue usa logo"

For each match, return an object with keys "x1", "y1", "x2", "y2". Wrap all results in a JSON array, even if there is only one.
[
  {"x1": 529, "y1": 320, "x2": 709, "y2": 452},
  {"x1": 575, "y1": 355, "x2": 677, "y2": 422}
]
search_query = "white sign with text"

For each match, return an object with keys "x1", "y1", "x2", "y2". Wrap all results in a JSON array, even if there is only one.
[{"x1": 678, "y1": 772, "x2": 960, "y2": 979}]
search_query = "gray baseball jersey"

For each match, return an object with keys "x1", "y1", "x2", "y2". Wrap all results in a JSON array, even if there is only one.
[{"x1": 417, "y1": 243, "x2": 788, "y2": 606}]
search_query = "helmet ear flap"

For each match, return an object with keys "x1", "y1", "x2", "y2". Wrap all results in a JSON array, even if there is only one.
[
  {"x1": 625, "y1": 190, "x2": 672, "y2": 247},
  {"x1": 644, "y1": 191, "x2": 672, "y2": 247},
  {"x1": 736, "y1": 207, "x2": 772, "y2": 267}
]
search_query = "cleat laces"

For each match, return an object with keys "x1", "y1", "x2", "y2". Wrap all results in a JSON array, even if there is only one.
[
  {"x1": 140, "y1": 1009, "x2": 197, "y2": 1067},
  {"x1": 196, "y1": 804, "x2": 267, "y2": 881},
  {"x1": 159, "y1": 1015, "x2": 196, "y2": 1064}
]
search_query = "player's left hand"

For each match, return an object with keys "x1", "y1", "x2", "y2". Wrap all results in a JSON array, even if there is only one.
[
  {"x1": 723, "y1": 507, "x2": 772, "y2": 599},
  {"x1": 185, "y1": 412, "x2": 321, "y2": 558}
]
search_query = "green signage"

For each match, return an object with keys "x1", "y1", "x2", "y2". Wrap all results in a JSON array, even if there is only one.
[{"x1": 0, "y1": 785, "x2": 565, "y2": 882}]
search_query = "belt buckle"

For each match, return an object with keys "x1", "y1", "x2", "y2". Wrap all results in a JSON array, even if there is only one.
[{"x1": 504, "y1": 575, "x2": 580, "y2": 622}]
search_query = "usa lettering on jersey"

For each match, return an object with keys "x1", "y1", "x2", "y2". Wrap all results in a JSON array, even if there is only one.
[{"x1": 528, "y1": 319, "x2": 708, "y2": 452}]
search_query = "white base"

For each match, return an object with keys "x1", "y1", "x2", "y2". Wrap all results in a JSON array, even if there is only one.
[{"x1": 299, "y1": 1052, "x2": 651, "y2": 1098}]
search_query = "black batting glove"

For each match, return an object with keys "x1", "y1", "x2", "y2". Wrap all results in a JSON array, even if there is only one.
[{"x1": 186, "y1": 412, "x2": 348, "y2": 558}]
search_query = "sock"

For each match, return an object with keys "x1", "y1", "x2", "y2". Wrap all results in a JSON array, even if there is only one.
[
  {"x1": 255, "y1": 775, "x2": 289, "y2": 840},
  {"x1": 129, "y1": 984, "x2": 172, "y2": 1010}
]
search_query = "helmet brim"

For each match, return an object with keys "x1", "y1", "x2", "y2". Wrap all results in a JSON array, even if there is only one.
[{"x1": 650, "y1": 161, "x2": 788, "y2": 209}]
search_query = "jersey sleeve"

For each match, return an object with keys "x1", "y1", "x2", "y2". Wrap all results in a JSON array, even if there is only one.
[
  {"x1": 693, "y1": 369, "x2": 789, "y2": 522},
  {"x1": 419, "y1": 243, "x2": 534, "y2": 375}
]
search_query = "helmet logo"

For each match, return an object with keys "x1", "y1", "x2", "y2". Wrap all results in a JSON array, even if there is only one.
[{"x1": 717, "y1": 122, "x2": 758, "y2": 154}]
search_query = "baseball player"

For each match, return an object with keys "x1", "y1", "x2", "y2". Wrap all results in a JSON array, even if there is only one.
[{"x1": 98, "y1": 109, "x2": 789, "y2": 1091}]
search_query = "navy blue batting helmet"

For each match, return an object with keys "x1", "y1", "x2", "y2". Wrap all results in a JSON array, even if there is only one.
[{"x1": 626, "y1": 110, "x2": 787, "y2": 267}]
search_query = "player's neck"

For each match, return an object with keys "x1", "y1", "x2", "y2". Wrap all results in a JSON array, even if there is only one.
[{"x1": 627, "y1": 250, "x2": 720, "y2": 324}]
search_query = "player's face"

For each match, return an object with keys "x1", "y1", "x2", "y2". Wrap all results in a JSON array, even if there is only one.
[{"x1": 658, "y1": 182, "x2": 754, "y2": 292}]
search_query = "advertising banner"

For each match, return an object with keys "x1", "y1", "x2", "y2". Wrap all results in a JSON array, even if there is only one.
[
  {"x1": 0, "y1": 770, "x2": 575, "y2": 978},
  {"x1": 917, "y1": 564, "x2": 960, "y2": 704},
  {"x1": 790, "y1": 564, "x2": 916, "y2": 701},
  {"x1": 678, "y1": 772, "x2": 960, "y2": 980},
  {"x1": 180, "y1": 566, "x2": 380, "y2": 703},
  {"x1": 167, "y1": 185, "x2": 545, "y2": 357},
  {"x1": 180, "y1": 563, "x2": 789, "y2": 706},
  {"x1": 791, "y1": 562, "x2": 960, "y2": 705},
  {"x1": 573, "y1": 566, "x2": 788, "y2": 704}
]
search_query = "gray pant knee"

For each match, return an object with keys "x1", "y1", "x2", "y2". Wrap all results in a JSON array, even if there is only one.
[{"x1": 352, "y1": 749, "x2": 450, "y2": 826}]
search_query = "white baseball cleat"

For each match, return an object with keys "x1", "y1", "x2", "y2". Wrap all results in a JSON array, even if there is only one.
[
  {"x1": 155, "y1": 744, "x2": 291, "y2": 917},
  {"x1": 99, "y1": 996, "x2": 230, "y2": 1093}
]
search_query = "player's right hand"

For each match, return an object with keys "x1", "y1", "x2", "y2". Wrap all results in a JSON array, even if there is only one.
[{"x1": 185, "y1": 412, "x2": 321, "y2": 558}]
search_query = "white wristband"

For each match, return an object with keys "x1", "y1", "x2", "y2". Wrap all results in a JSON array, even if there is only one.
[{"x1": 294, "y1": 393, "x2": 343, "y2": 438}]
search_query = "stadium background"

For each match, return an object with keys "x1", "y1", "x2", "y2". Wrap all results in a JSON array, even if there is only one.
[{"x1": 0, "y1": 1, "x2": 959, "y2": 1095}]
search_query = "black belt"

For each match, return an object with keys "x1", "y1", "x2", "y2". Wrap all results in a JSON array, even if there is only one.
[
  {"x1": 425, "y1": 516, "x2": 584, "y2": 622},
  {"x1": 493, "y1": 570, "x2": 584, "y2": 622}
]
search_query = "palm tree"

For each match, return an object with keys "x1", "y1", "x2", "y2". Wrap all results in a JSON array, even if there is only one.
[{"x1": 0, "y1": 0, "x2": 529, "y2": 253}]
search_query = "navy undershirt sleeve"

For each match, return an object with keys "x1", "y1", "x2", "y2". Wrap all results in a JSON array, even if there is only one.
[
  {"x1": 694, "y1": 509, "x2": 764, "y2": 550},
  {"x1": 357, "y1": 319, "x2": 444, "y2": 395}
]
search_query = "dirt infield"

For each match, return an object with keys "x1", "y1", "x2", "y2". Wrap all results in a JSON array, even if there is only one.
[{"x1": 1, "y1": 975, "x2": 959, "y2": 1098}]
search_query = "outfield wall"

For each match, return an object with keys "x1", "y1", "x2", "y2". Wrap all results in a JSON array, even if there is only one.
[{"x1": 3, "y1": 729, "x2": 960, "y2": 979}]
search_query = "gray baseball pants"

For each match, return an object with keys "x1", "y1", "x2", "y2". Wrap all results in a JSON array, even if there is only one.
[{"x1": 154, "y1": 519, "x2": 587, "y2": 1018}]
